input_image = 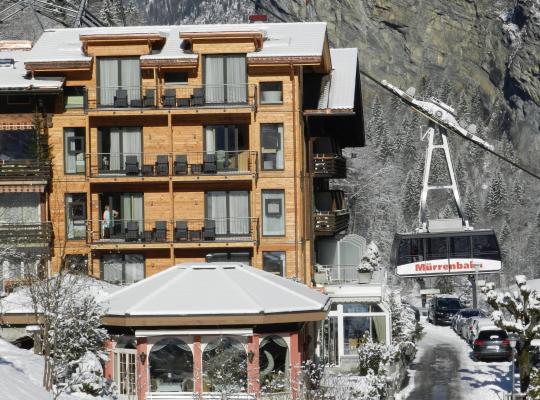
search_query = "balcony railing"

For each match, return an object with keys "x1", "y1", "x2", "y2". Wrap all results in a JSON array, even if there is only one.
[
  {"x1": 0, "y1": 222, "x2": 52, "y2": 244},
  {"x1": 314, "y1": 210, "x2": 349, "y2": 235},
  {"x1": 313, "y1": 154, "x2": 346, "y2": 178},
  {"x1": 87, "y1": 151, "x2": 257, "y2": 178},
  {"x1": 317, "y1": 265, "x2": 359, "y2": 284},
  {"x1": 0, "y1": 159, "x2": 51, "y2": 181},
  {"x1": 85, "y1": 84, "x2": 257, "y2": 110},
  {"x1": 89, "y1": 218, "x2": 258, "y2": 245}
]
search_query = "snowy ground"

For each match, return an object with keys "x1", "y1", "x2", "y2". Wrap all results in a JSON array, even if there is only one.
[{"x1": 398, "y1": 317, "x2": 513, "y2": 400}]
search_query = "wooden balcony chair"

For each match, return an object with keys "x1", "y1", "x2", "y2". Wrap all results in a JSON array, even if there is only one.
[
  {"x1": 143, "y1": 89, "x2": 155, "y2": 107},
  {"x1": 162, "y1": 89, "x2": 176, "y2": 107},
  {"x1": 174, "y1": 220, "x2": 188, "y2": 241},
  {"x1": 124, "y1": 155, "x2": 139, "y2": 175},
  {"x1": 154, "y1": 221, "x2": 167, "y2": 242},
  {"x1": 113, "y1": 89, "x2": 128, "y2": 108},
  {"x1": 202, "y1": 153, "x2": 217, "y2": 174},
  {"x1": 155, "y1": 155, "x2": 169, "y2": 176},
  {"x1": 173, "y1": 154, "x2": 187, "y2": 175},
  {"x1": 203, "y1": 219, "x2": 216, "y2": 241},
  {"x1": 125, "y1": 221, "x2": 139, "y2": 242},
  {"x1": 191, "y1": 87, "x2": 205, "y2": 107}
]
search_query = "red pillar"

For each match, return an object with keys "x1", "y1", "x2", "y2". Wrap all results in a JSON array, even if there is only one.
[
  {"x1": 247, "y1": 334, "x2": 260, "y2": 396},
  {"x1": 289, "y1": 331, "x2": 302, "y2": 399},
  {"x1": 136, "y1": 337, "x2": 148, "y2": 400},
  {"x1": 103, "y1": 339, "x2": 114, "y2": 380},
  {"x1": 193, "y1": 335, "x2": 203, "y2": 394}
]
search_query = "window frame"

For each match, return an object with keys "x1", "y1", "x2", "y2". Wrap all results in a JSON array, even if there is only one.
[
  {"x1": 260, "y1": 123, "x2": 284, "y2": 171},
  {"x1": 64, "y1": 86, "x2": 86, "y2": 109},
  {"x1": 63, "y1": 128, "x2": 86, "y2": 175},
  {"x1": 164, "y1": 71, "x2": 188, "y2": 86},
  {"x1": 261, "y1": 189, "x2": 285, "y2": 237},
  {"x1": 259, "y1": 81, "x2": 283, "y2": 105},
  {"x1": 65, "y1": 193, "x2": 87, "y2": 241},
  {"x1": 262, "y1": 251, "x2": 286, "y2": 277},
  {"x1": 100, "y1": 253, "x2": 145, "y2": 285}
]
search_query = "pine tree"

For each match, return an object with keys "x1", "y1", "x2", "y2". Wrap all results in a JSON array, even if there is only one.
[
  {"x1": 456, "y1": 91, "x2": 470, "y2": 124},
  {"x1": 464, "y1": 186, "x2": 479, "y2": 224},
  {"x1": 469, "y1": 87, "x2": 484, "y2": 123},
  {"x1": 401, "y1": 160, "x2": 423, "y2": 223},
  {"x1": 418, "y1": 76, "x2": 435, "y2": 98},
  {"x1": 486, "y1": 99, "x2": 505, "y2": 139},
  {"x1": 500, "y1": 134, "x2": 518, "y2": 163},
  {"x1": 437, "y1": 77, "x2": 453, "y2": 104},
  {"x1": 376, "y1": 124, "x2": 392, "y2": 161},
  {"x1": 367, "y1": 96, "x2": 384, "y2": 144},
  {"x1": 485, "y1": 171, "x2": 507, "y2": 217},
  {"x1": 511, "y1": 177, "x2": 525, "y2": 206}
]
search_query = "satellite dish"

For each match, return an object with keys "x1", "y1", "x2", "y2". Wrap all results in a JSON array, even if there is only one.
[
  {"x1": 406, "y1": 87, "x2": 416, "y2": 97},
  {"x1": 467, "y1": 124, "x2": 477, "y2": 134}
]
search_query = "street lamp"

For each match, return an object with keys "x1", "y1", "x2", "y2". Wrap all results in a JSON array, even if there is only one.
[{"x1": 509, "y1": 337, "x2": 517, "y2": 399}]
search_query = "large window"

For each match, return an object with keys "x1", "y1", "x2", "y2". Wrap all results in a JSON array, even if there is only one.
[
  {"x1": 205, "y1": 191, "x2": 250, "y2": 236},
  {"x1": 101, "y1": 253, "x2": 144, "y2": 285},
  {"x1": 260, "y1": 82, "x2": 283, "y2": 104},
  {"x1": 262, "y1": 190, "x2": 285, "y2": 236},
  {"x1": 204, "y1": 55, "x2": 246, "y2": 103},
  {"x1": 98, "y1": 57, "x2": 140, "y2": 106},
  {"x1": 203, "y1": 337, "x2": 246, "y2": 392},
  {"x1": 204, "y1": 125, "x2": 248, "y2": 172},
  {"x1": 263, "y1": 252, "x2": 286, "y2": 276},
  {"x1": 98, "y1": 127, "x2": 141, "y2": 174},
  {"x1": 260, "y1": 124, "x2": 284, "y2": 170},
  {"x1": 65, "y1": 193, "x2": 86, "y2": 240},
  {"x1": 114, "y1": 336, "x2": 137, "y2": 397},
  {"x1": 260, "y1": 335, "x2": 288, "y2": 393},
  {"x1": 99, "y1": 192, "x2": 143, "y2": 239},
  {"x1": 0, "y1": 193, "x2": 40, "y2": 223},
  {"x1": 64, "y1": 128, "x2": 85, "y2": 174},
  {"x1": 0, "y1": 130, "x2": 35, "y2": 160},
  {"x1": 64, "y1": 86, "x2": 85, "y2": 109},
  {"x1": 150, "y1": 338, "x2": 193, "y2": 392}
]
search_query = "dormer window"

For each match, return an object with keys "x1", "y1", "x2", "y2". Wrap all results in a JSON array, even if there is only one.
[{"x1": 204, "y1": 55, "x2": 246, "y2": 104}]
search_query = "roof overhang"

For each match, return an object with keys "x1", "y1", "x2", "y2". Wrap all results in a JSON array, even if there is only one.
[
  {"x1": 140, "y1": 57, "x2": 198, "y2": 69},
  {"x1": 79, "y1": 32, "x2": 166, "y2": 54},
  {"x1": 103, "y1": 309, "x2": 328, "y2": 327},
  {"x1": 25, "y1": 60, "x2": 91, "y2": 72},
  {"x1": 303, "y1": 109, "x2": 355, "y2": 116},
  {"x1": 248, "y1": 55, "x2": 322, "y2": 68},
  {"x1": 180, "y1": 31, "x2": 264, "y2": 50}
]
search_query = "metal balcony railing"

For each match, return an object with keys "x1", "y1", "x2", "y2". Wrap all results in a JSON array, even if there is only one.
[
  {"x1": 0, "y1": 159, "x2": 51, "y2": 181},
  {"x1": 317, "y1": 265, "x2": 359, "y2": 284},
  {"x1": 85, "y1": 84, "x2": 257, "y2": 110},
  {"x1": 87, "y1": 151, "x2": 257, "y2": 178},
  {"x1": 312, "y1": 154, "x2": 346, "y2": 178},
  {"x1": 314, "y1": 210, "x2": 349, "y2": 235},
  {"x1": 0, "y1": 222, "x2": 52, "y2": 244},
  {"x1": 89, "y1": 218, "x2": 258, "y2": 245}
]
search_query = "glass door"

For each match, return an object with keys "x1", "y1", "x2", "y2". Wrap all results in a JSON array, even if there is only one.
[
  {"x1": 205, "y1": 191, "x2": 249, "y2": 237},
  {"x1": 114, "y1": 349, "x2": 137, "y2": 399},
  {"x1": 98, "y1": 127, "x2": 141, "y2": 174}
]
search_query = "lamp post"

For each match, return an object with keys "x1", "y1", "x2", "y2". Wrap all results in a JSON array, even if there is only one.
[{"x1": 509, "y1": 337, "x2": 517, "y2": 399}]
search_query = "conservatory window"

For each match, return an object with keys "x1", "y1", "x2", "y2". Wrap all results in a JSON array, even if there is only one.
[
  {"x1": 149, "y1": 338, "x2": 193, "y2": 392},
  {"x1": 203, "y1": 337, "x2": 247, "y2": 392},
  {"x1": 259, "y1": 335, "x2": 289, "y2": 393}
]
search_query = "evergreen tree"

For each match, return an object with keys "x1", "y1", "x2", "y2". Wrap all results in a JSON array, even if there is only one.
[
  {"x1": 464, "y1": 186, "x2": 479, "y2": 224},
  {"x1": 456, "y1": 91, "x2": 470, "y2": 124},
  {"x1": 376, "y1": 124, "x2": 392, "y2": 161},
  {"x1": 511, "y1": 177, "x2": 525, "y2": 206},
  {"x1": 500, "y1": 134, "x2": 518, "y2": 163},
  {"x1": 418, "y1": 75, "x2": 435, "y2": 98},
  {"x1": 367, "y1": 96, "x2": 384, "y2": 144},
  {"x1": 486, "y1": 99, "x2": 505, "y2": 139},
  {"x1": 469, "y1": 87, "x2": 484, "y2": 123},
  {"x1": 485, "y1": 171, "x2": 507, "y2": 217},
  {"x1": 437, "y1": 77, "x2": 453, "y2": 104},
  {"x1": 401, "y1": 160, "x2": 423, "y2": 223}
]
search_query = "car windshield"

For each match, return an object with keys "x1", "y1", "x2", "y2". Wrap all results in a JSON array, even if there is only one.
[
  {"x1": 462, "y1": 310, "x2": 481, "y2": 318},
  {"x1": 438, "y1": 298, "x2": 461, "y2": 309},
  {"x1": 478, "y1": 330, "x2": 507, "y2": 340}
]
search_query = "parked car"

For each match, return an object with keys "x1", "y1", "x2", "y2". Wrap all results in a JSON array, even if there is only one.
[
  {"x1": 427, "y1": 295, "x2": 463, "y2": 325},
  {"x1": 530, "y1": 339, "x2": 540, "y2": 368},
  {"x1": 468, "y1": 317, "x2": 493, "y2": 344},
  {"x1": 453, "y1": 309, "x2": 488, "y2": 334},
  {"x1": 473, "y1": 326, "x2": 512, "y2": 361}
]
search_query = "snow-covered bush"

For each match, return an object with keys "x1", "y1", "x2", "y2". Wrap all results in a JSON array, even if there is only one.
[
  {"x1": 357, "y1": 333, "x2": 399, "y2": 376},
  {"x1": 388, "y1": 291, "x2": 420, "y2": 344},
  {"x1": 529, "y1": 368, "x2": 540, "y2": 399},
  {"x1": 358, "y1": 241, "x2": 380, "y2": 273},
  {"x1": 482, "y1": 275, "x2": 540, "y2": 392},
  {"x1": 64, "y1": 351, "x2": 117, "y2": 399}
]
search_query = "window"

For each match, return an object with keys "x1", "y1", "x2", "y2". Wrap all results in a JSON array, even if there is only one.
[
  {"x1": 262, "y1": 190, "x2": 285, "y2": 236},
  {"x1": 259, "y1": 335, "x2": 288, "y2": 392},
  {"x1": 260, "y1": 124, "x2": 284, "y2": 170},
  {"x1": 64, "y1": 86, "x2": 85, "y2": 109},
  {"x1": 205, "y1": 191, "x2": 250, "y2": 236},
  {"x1": 204, "y1": 125, "x2": 248, "y2": 172},
  {"x1": 263, "y1": 252, "x2": 286, "y2": 276},
  {"x1": 472, "y1": 234, "x2": 501, "y2": 260},
  {"x1": 101, "y1": 253, "x2": 144, "y2": 285},
  {"x1": 203, "y1": 337, "x2": 246, "y2": 392},
  {"x1": 164, "y1": 72, "x2": 188, "y2": 85},
  {"x1": 0, "y1": 193, "x2": 40, "y2": 223},
  {"x1": 450, "y1": 236, "x2": 471, "y2": 258},
  {"x1": 260, "y1": 82, "x2": 283, "y2": 104},
  {"x1": 97, "y1": 57, "x2": 141, "y2": 106},
  {"x1": 65, "y1": 193, "x2": 86, "y2": 240},
  {"x1": 65, "y1": 254, "x2": 88, "y2": 274},
  {"x1": 0, "y1": 130, "x2": 35, "y2": 160},
  {"x1": 426, "y1": 237, "x2": 448, "y2": 261},
  {"x1": 64, "y1": 128, "x2": 85, "y2": 174},
  {"x1": 98, "y1": 127, "x2": 141, "y2": 174},
  {"x1": 204, "y1": 55, "x2": 247, "y2": 103},
  {"x1": 150, "y1": 338, "x2": 193, "y2": 392},
  {"x1": 114, "y1": 336, "x2": 137, "y2": 397}
]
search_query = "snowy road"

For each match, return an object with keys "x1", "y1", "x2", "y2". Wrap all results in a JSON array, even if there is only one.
[{"x1": 403, "y1": 318, "x2": 513, "y2": 400}]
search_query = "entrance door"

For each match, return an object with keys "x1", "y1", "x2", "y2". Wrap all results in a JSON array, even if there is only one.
[{"x1": 114, "y1": 349, "x2": 137, "y2": 399}]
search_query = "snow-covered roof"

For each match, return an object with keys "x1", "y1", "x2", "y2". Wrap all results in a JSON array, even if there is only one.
[
  {"x1": 104, "y1": 263, "x2": 329, "y2": 318},
  {"x1": 0, "y1": 50, "x2": 64, "y2": 90},
  {"x1": 27, "y1": 22, "x2": 327, "y2": 64},
  {"x1": 316, "y1": 48, "x2": 358, "y2": 110}
]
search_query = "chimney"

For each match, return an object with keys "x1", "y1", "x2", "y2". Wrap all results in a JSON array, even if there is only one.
[{"x1": 249, "y1": 14, "x2": 268, "y2": 23}]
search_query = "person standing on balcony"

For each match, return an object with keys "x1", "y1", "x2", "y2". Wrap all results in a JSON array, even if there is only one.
[{"x1": 102, "y1": 205, "x2": 118, "y2": 238}]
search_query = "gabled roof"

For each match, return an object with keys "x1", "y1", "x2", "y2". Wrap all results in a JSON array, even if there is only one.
[
  {"x1": 0, "y1": 50, "x2": 64, "y2": 91},
  {"x1": 26, "y1": 22, "x2": 327, "y2": 65},
  {"x1": 315, "y1": 48, "x2": 358, "y2": 111},
  {"x1": 102, "y1": 263, "x2": 329, "y2": 326}
]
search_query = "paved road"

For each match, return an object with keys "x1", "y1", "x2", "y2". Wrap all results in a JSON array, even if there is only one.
[{"x1": 404, "y1": 318, "x2": 512, "y2": 400}]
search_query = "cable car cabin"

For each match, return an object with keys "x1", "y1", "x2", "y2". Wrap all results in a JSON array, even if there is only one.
[{"x1": 391, "y1": 230, "x2": 502, "y2": 277}]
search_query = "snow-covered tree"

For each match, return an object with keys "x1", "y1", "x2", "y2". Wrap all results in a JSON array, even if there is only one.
[
  {"x1": 485, "y1": 171, "x2": 507, "y2": 217},
  {"x1": 482, "y1": 276, "x2": 540, "y2": 392},
  {"x1": 367, "y1": 96, "x2": 384, "y2": 144},
  {"x1": 437, "y1": 77, "x2": 453, "y2": 103},
  {"x1": 388, "y1": 291, "x2": 418, "y2": 344},
  {"x1": 64, "y1": 351, "x2": 117, "y2": 398},
  {"x1": 401, "y1": 162, "x2": 422, "y2": 223},
  {"x1": 511, "y1": 178, "x2": 525, "y2": 206},
  {"x1": 464, "y1": 186, "x2": 479, "y2": 224},
  {"x1": 359, "y1": 241, "x2": 380, "y2": 272}
]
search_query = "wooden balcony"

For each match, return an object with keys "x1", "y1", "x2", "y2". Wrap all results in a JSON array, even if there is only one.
[
  {"x1": 314, "y1": 210, "x2": 349, "y2": 236},
  {"x1": 0, "y1": 159, "x2": 50, "y2": 182},
  {"x1": 84, "y1": 83, "x2": 257, "y2": 113},
  {"x1": 87, "y1": 151, "x2": 258, "y2": 182},
  {"x1": 312, "y1": 154, "x2": 346, "y2": 178},
  {"x1": 88, "y1": 218, "x2": 259, "y2": 249},
  {"x1": 0, "y1": 222, "x2": 52, "y2": 247}
]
